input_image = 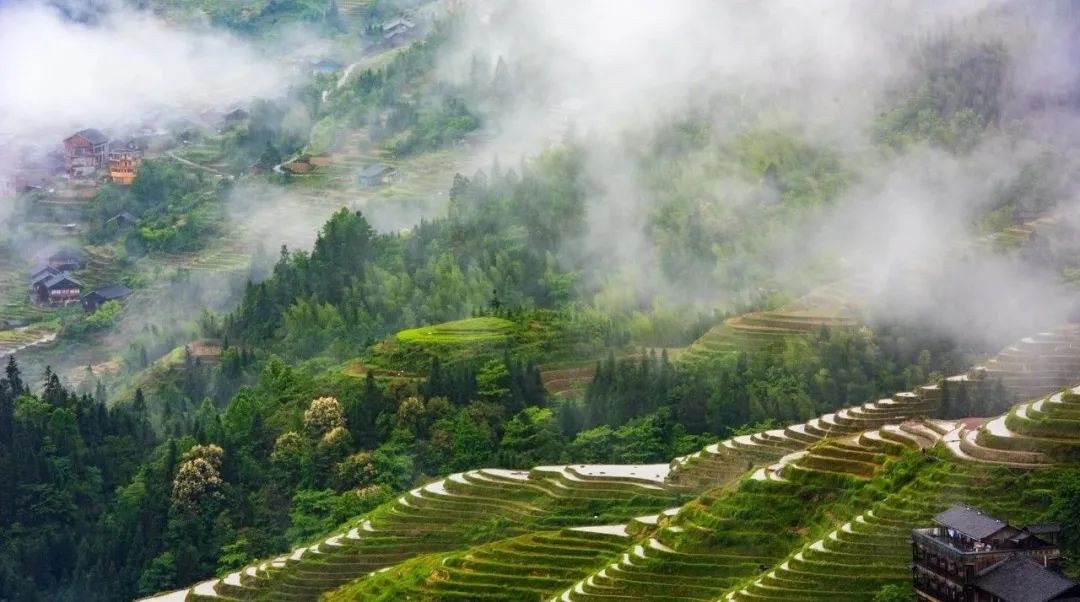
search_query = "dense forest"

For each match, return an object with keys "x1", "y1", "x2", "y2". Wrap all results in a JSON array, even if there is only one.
[{"x1": 227, "y1": 150, "x2": 586, "y2": 352}]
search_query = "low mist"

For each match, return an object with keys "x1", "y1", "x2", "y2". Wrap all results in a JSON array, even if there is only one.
[
  {"x1": 440, "y1": 0, "x2": 1080, "y2": 350},
  {"x1": 0, "y1": 1, "x2": 288, "y2": 142}
]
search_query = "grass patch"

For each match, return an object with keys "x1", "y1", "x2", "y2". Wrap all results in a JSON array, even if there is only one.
[
  {"x1": 372, "y1": 317, "x2": 521, "y2": 371},
  {"x1": 396, "y1": 317, "x2": 518, "y2": 345}
]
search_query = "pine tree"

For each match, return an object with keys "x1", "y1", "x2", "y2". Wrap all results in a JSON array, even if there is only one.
[
  {"x1": 0, "y1": 383, "x2": 10, "y2": 437},
  {"x1": 492, "y1": 57, "x2": 513, "y2": 104},
  {"x1": 324, "y1": 0, "x2": 345, "y2": 32},
  {"x1": 6, "y1": 356, "x2": 22, "y2": 397},
  {"x1": 43, "y1": 368, "x2": 64, "y2": 406}
]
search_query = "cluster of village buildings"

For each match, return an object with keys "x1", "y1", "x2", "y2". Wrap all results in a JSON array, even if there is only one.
[
  {"x1": 4, "y1": 12, "x2": 426, "y2": 317},
  {"x1": 1, "y1": 129, "x2": 150, "y2": 198},
  {"x1": 1, "y1": 105, "x2": 254, "y2": 198},
  {"x1": 27, "y1": 247, "x2": 131, "y2": 312},
  {"x1": 62, "y1": 128, "x2": 144, "y2": 184}
]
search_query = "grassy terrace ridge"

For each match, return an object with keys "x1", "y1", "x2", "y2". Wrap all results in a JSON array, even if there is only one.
[
  {"x1": 540, "y1": 361, "x2": 596, "y2": 398},
  {"x1": 670, "y1": 323, "x2": 1080, "y2": 489},
  {"x1": 0, "y1": 322, "x2": 60, "y2": 361},
  {"x1": 168, "y1": 465, "x2": 689, "y2": 602},
  {"x1": 284, "y1": 127, "x2": 478, "y2": 216},
  {"x1": 680, "y1": 277, "x2": 872, "y2": 362},
  {"x1": 978, "y1": 324, "x2": 1080, "y2": 402},
  {"x1": 395, "y1": 317, "x2": 519, "y2": 345},
  {"x1": 374, "y1": 316, "x2": 522, "y2": 371},
  {"x1": 371, "y1": 311, "x2": 595, "y2": 372},
  {"x1": 666, "y1": 378, "x2": 943, "y2": 490},
  {"x1": 329, "y1": 528, "x2": 632, "y2": 601},
  {"x1": 729, "y1": 458, "x2": 1064, "y2": 601},
  {"x1": 964, "y1": 383, "x2": 1080, "y2": 464}
]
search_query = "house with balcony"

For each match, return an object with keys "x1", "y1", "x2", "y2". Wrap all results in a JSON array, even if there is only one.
[
  {"x1": 108, "y1": 139, "x2": 144, "y2": 185},
  {"x1": 33, "y1": 272, "x2": 82, "y2": 305},
  {"x1": 63, "y1": 128, "x2": 109, "y2": 178},
  {"x1": 912, "y1": 505, "x2": 1080, "y2": 601}
]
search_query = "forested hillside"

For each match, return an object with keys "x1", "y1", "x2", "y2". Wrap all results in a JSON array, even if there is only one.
[{"x1": 5, "y1": 1, "x2": 1080, "y2": 601}]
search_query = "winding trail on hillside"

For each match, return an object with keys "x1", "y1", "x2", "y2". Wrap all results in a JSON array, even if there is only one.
[{"x1": 165, "y1": 150, "x2": 226, "y2": 176}]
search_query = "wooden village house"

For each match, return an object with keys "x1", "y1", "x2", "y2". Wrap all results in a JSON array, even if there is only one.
[
  {"x1": 29, "y1": 264, "x2": 60, "y2": 286},
  {"x1": 32, "y1": 272, "x2": 82, "y2": 305},
  {"x1": 223, "y1": 108, "x2": 250, "y2": 128},
  {"x1": 105, "y1": 212, "x2": 137, "y2": 229},
  {"x1": 358, "y1": 164, "x2": 399, "y2": 186},
  {"x1": 382, "y1": 18, "x2": 417, "y2": 46},
  {"x1": 912, "y1": 505, "x2": 1080, "y2": 602},
  {"x1": 63, "y1": 129, "x2": 109, "y2": 178},
  {"x1": 108, "y1": 139, "x2": 143, "y2": 185},
  {"x1": 82, "y1": 284, "x2": 132, "y2": 312},
  {"x1": 48, "y1": 248, "x2": 85, "y2": 272}
]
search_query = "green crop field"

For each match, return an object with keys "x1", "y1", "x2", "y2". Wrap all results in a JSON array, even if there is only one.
[{"x1": 396, "y1": 317, "x2": 518, "y2": 345}]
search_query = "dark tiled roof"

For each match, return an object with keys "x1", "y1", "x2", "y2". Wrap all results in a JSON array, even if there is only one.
[
  {"x1": 29, "y1": 264, "x2": 59, "y2": 281},
  {"x1": 934, "y1": 505, "x2": 1008, "y2": 540},
  {"x1": 88, "y1": 284, "x2": 131, "y2": 300},
  {"x1": 49, "y1": 247, "x2": 84, "y2": 261},
  {"x1": 108, "y1": 211, "x2": 137, "y2": 223},
  {"x1": 69, "y1": 128, "x2": 108, "y2": 145},
  {"x1": 976, "y1": 555, "x2": 1078, "y2": 602},
  {"x1": 382, "y1": 17, "x2": 415, "y2": 31},
  {"x1": 42, "y1": 273, "x2": 82, "y2": 289},
  {"x1": 359, "y1": 164, "x2": 396, "y2": 178},
  {"x1": 108, "y1": 138, "x2": 140, "y2": 152},
  {"x1": 1025, "y1": 523, "x2": 1063, "y2": 535}
]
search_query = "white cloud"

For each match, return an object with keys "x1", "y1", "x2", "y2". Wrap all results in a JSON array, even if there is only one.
[{"x1": 0, "y1": 1, "x2": 288, "y2": 141}]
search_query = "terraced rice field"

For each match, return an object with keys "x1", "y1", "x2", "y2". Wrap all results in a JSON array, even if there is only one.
[
  {"x1": 681, "y1": 277, "x2": 873, "y2": 362},
  {"x1": 74, "y1": 245, "x2": 128, "y2": 290},
  {"x1": 286, "y1": 129, "x2": 480, "y2": 219},
  {"x1": 667, "y1": 381, "x2": 943, "y2": 489},
  {"x1": 160, "y1": 239, "x2": 253, "y2": 273},
  {"x1": 337, "y1": 528, "x2": 630, "y2": 601},
  {"x1": 672, "y1": 322, "x2": 1080, "y2": 490},
  {"x1": 540, "y1": 361, "x2": 596, "y2": 398},
  {"x1": 144, "y1": 321, "x2": 1080, "y2": 602},
  {"x1": 986, "y1": 216, "x2": 1058, "y2": 251},
  {"x1": 552, "y1": 480, "x2": 816, "y2": 602},
  {"x1": 147, "y1": 398, "x2": 1076, "y2": 602},
  {"x1": 729, "y1": 463, "x2": 1061, "y2": 601},
  {"x1": 964, "y1": 383, "x2": 1080, "y2": 464},
  {"x1": 0, "y1": 266, "x2": 53, "y2": 327},
  {"x1": 377, "y1": 317, "x2": 521, "y2": 369},
  {"x1": 396, "y1": 317, "x2": 518, "y2": 345},
  {"x1": 337, "y1": 0, "x2": 374, "y2": 24},
  {"x1": 978, "y1": 324, "x2": 1080, "y2": 402},
  {"x1": 774, "y1": 420, "x2": 947, "y2": 482},
  {"x1": 170, "y1": 136, "x2": 232, "y2": 175},
  {"x1": 0, "y1": 323, "x2": 58, "y2": 359},
  {"x1": 0, "y1": 262, "x2": 62, "y2": 356},
  {"x1": 539, "y1": 350, "x2": 675, "y2": 398},
  {"x1": 167, "y1": 465, "x2": 687, "y2": 602}
]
